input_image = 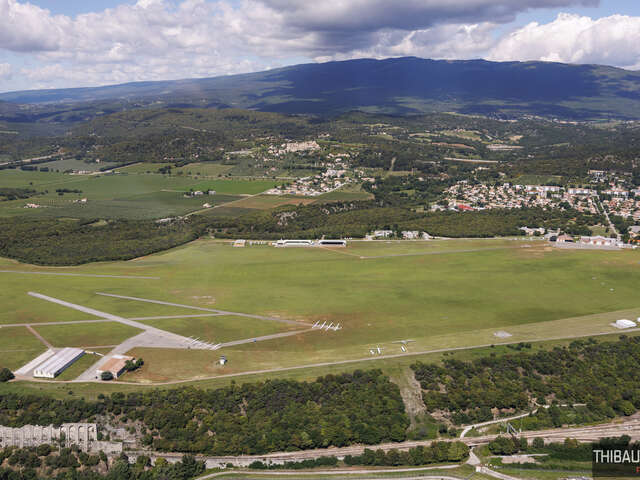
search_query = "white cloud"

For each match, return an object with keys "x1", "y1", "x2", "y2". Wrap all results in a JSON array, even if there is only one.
[
  {"x1": 4, "y1": 0, "x2": 638, "y2": 92},
  {"x1": 489, "y1": 13, "x2": 640, "y2": 69},
  {"x1": 0, "y1": 63, "x2": 10, "y2": 78},
  {"x1": 316, "y1": 22, "x2": 497, "y2": 63}
]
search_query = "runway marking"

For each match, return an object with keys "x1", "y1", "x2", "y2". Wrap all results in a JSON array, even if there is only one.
[{"x1": 96, "y1": 292, "x2": 310, "y2": 326}]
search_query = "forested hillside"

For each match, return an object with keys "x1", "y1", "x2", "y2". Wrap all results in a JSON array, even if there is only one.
[
  {"x1": 412, "y1": 336, "x2": 640, "y2": 426},
  {"x1": 3, "y1": 57, "x2": 640, "y2": 119},
  {"x1": 0, "y1": 371, "x2": 409, "y2": 455}
]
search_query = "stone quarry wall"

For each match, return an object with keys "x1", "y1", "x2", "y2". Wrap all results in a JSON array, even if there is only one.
[{"x1": 0, "y1": 423, "x2": 122, "y2": 454}]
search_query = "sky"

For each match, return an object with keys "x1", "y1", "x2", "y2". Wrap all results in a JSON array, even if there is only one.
[{"x1": 1, "y1": 0, "x2": 640, "y2": 93}]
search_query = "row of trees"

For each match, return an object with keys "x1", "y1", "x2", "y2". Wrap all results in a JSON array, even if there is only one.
[
  {"x1": 344, "y1": 442, "x2": 469, "y2": 466},
  {"x1": 0, "y1": 446, "x2": 204, "y2": 480},
  {"x1": 0, "y1": 187, "x2": 38, "y2": 201}
]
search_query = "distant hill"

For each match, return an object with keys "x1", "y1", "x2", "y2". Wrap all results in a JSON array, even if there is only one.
[{"x1": 2, "y1": 57, "x2": 640, "y2": 120}]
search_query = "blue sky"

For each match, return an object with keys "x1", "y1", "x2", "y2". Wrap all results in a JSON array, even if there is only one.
[{"x1": 1, "y1": 0, "x2": 640, "y2": 92}]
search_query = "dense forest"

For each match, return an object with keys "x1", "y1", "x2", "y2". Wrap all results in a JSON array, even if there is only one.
[
  {"x1": 0, "y1": 217, "x2": 205, "y2": 265},
  {"x1": 0, "y1": 202, "x2": 600, "y2": 265},
  {"x1": 411, "y1": 336, "x2": 640, "y2": 425},
  {"x1": 208, "y1": 203, "x2": 599, "y2": 239},
  {"x1": 0, "y1": 371, "x2": 409, "y2": 455}
]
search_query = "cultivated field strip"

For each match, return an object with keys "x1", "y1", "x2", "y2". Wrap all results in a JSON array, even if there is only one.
[{"x1": 0, "y1": 270, "x2": 159, "y2": 279}]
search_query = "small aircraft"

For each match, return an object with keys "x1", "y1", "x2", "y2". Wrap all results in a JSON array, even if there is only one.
[{"x1": 392, "y1": 339, "x2": 415, "y2": 345}]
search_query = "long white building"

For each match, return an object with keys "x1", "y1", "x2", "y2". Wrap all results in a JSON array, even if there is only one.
[
  {"x1": 274, "y1": 239, "x2": 348, "y2": 247},
  {"x1": 33, "y1": 348, "x2": 85, "y2": 378}
]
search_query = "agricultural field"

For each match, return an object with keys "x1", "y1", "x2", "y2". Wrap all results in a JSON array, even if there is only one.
[
  {"x1": 171, "y1": 162, "x2": 234, "y2": 177},
  {"x1": 37, "y1": 158, "x2": 116, "y2": 172},
  {"x1": 189, "y1": 178, "x2": 280, "y2": 194},
  {"x1": 0, "y1": 168, "x2": 277, "y2": 218},
  {"x1": 1, "y1": 237, "x2": 640, "y2": 386},
  {"x1": 313, "y1": 189, "x2": 374, "y2": 203},
  {"x1": 115, "y1": 162, "x2": 172, "y2": 174},
  {"x1": 117, "y1": 162, "x2": 235, "y2": 177},
  {"x1": 230, "y1": 194, "x2": 315, "y2": 209},
  {"x1": 511, "y1": 174, "x2": 563, "y2": 185}
]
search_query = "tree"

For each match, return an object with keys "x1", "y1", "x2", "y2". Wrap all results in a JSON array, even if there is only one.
[
  {"x1": 36, "y1": 444, "x2": 51, "y2": 457},
  {"x1": 101, "y1": 371, "x2": 114, "y2": 381},
  {"x1": 532, "y1": 437, "x2": 545, "y2": 450},
  {"x1": 488, "y1": 436, "x2": 517, "y2": 455},
  {"x1": 447, "y1": 442, "x2": 469, "y2": 461},
  {"x1": 0, "y1": 368, "x2": 14, "y2": 382}
]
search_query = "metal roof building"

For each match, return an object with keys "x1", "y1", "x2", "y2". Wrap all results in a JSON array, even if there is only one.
[{"x1": 33, "y1": 348, "x2": 85, "y2": 378}]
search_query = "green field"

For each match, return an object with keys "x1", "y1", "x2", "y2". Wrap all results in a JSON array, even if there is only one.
[
  {"x1": 172, "y1": 162, "x2": 234, "y2": 177},
  {"x1": 313, "y1": 190, "x2": 374, "y2": 203},
  {"x1": 511, "y1": 174, "x2": 563, "y2": 185},
  {"x1": 0, "y1": 169, "x2": 277, "y2": 218},
  {"x1": 33, "y1": 322, "x2": 142, "y2": 348},
  {"x1": 117, "y1": 162, "x2": 234, "y2": 177},
  {"x1": 230, "y1": 194, "x2": 315, "y2": 209},
  {"x1": 115, "y1": 162, "x2": 171, "y2": 174},
  {"x1": 140, "y1": 315, "x2": 299, "y2": 343},
  {"x1": 0, "y1": 326, "x2": 46, "y2": 370},
  {"x1": 38, "y1": 158, "x2": 116, "y2": 172},
  {"x1": 1, "y1": 238, "x2": 640, "y2": 384},
  {"x1": 190, "y1": 179, "x2": 280, "y2": 195}
]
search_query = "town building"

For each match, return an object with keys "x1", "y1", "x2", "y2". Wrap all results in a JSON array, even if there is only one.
[
  {"x1": 372, "y1": 230, "x2": 394, "y2": 238},
  {"x1": 317, "y1": 239, "x2": 347, "y2": 247},
  {"x1": 555, "y1": 234, "x2": 574, "y2": 243},
  {"x1": 520, "y1": 227, "x2": 546, "y2": 236},
  {"x1": 580, "y1": 236, "x2": 619, "y2": 247},
  {"x1": 96, "y1": 355, "x2": 134, "y2": 379},
  {"x1": 402, "y1": 231, "x2": 420, "y2": 239},
  {"x1": 274, "y1": 239, "x2": 314, "y2": 247},
  {"x1": 567, "y1": 188, "x2": 593, "y2": 196}
]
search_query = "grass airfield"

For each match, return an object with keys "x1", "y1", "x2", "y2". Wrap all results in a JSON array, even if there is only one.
[{"x1": 1, "y1": 237, "x2": 640, "y2": 386}]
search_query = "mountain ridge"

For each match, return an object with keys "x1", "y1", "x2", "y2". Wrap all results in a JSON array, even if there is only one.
[{"x1": 2, "y1": 57, "x2": 640, "y2": 119}]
